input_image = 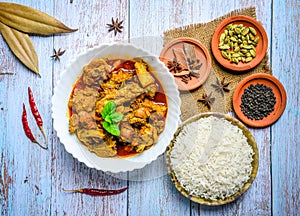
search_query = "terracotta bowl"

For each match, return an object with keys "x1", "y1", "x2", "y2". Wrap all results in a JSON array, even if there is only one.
[
  {"x1": 166, "y1": 112, "x2": 259, "y2": 206},
  {"x1": 211, "y1": 15, "x2": 268, "y2": 72},
  {"x1": 233, "y1": 73, "x2": 287, "y2": 127},
  {"x1": 160, "y1": 37, "x2": 211, "y2": 91}
]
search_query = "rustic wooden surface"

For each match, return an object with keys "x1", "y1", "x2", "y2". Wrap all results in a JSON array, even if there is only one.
[{"x1": 0, "y1": 0, "x2": 299, "y2": 215}]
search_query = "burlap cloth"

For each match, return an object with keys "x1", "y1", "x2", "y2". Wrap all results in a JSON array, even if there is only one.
[{"x1": 163, "y1": 7, "x2": 272, "y2": 121}]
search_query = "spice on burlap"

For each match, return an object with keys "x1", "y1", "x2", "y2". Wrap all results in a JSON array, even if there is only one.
[{"x1": 163, "y1": 7, "x2": 272, "y2": 121}]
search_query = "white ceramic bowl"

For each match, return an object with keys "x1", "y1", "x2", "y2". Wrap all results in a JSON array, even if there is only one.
[{"x1": 52, "y1": 43, "x2": 181, "y2": 173}]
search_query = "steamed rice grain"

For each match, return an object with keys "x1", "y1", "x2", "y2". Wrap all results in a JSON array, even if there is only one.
[{"x1": 170, "y1": 116, "x2": 254, "y2": 200}]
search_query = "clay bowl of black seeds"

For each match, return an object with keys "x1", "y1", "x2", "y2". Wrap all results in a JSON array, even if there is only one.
[{"x1": 233, "y1": 73, "x2": 287, "y2": 127}]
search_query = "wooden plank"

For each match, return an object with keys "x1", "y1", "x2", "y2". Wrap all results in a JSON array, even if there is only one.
[
  {"x1": 194, "y1": 0, "x2": 272, "y2": 215},
  {"x1": 0, "y1": 0, "x2": 54, "y2": 215},
  {"x1": 128, "y1": 0, "x2": 192, "y2": 215},
  {"x1": 271, "y1": 0, "x2": 300, "y2": 215},
  {"x1": 50, "y1": 0, "x2": 129, "y2": 215}
]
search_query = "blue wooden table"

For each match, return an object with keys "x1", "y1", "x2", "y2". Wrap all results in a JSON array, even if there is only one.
[{"x1": 0, "y1": 0, "x2": 299, "y2": 215}]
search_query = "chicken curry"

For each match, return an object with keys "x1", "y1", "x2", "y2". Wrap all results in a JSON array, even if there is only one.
[{"x1": 68, "y1": 58, "x2": 167, "y2": 157}]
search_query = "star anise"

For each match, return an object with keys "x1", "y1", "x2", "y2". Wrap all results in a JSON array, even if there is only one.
[
  {"x1": 211, "y1": 77, "x2": 231, "y2": 96},
  {"x1": 107, "y1": 17, "x2": 124, "y2": 36},
  {"x1": 197, "y1": 92, "x2": 215, "y2": 109},
  {"x1": 51, "y1": 48, "x2": 66, "y2": 61},
  {"x1": 167, "y1": 59, "x2": 182, "y2": 73},
  {"x1": 179, "y1": 71, "x2": 200, "y2": 84}
]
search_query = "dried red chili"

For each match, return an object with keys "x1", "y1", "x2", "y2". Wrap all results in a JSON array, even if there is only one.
[
  {"x1": 62, "y1": 187, "x2": 128, "y2": 196},
  {"x1": 22, "y1": 103, "x2": 47, "y2": 150},
  {"x1": 28, "y1": 87, "x2": 47, "y2": 143}
]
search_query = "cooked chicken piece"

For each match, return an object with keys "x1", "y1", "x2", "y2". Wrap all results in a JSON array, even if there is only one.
[
  {"x1": 89, "y1": 144, "x2": 117, "y2": 157},
  {"x1": 86, "y1": 58, "x2": 109, "y2": 69},
  {"x1": 82, "y1": 58, "x2": 111, "y2": 85},
  {"x1": 77, "y1": 129, "x2": 116, "y2": 157},
  {"x1": 114, "y1": 82, "x2": 145, "y2": 105},
  {"x1": 135, "y1": 61, "x2": 154, "y2": 87},
  {"x1": 139, "y1": 124, "x2": 158, "y2": 145},
  {"x1": 95, "y1": 72, "x2": 140, "y2": 115},
  {"x1": 69, "y1": 87, "x2": 98, "y2": 113},
  {"x1": 69, "y1": 114, "x2": 79, "y2": 134},
  {"x1": 141, "y1": 99, "x2": 167, "y2": 116},
  {"x1": 120, "y1": 123, "x2": 136, "y2": 142},
  {"x1": 128, "y1": 107, "x2": 151, "y2": 125},
  {"x1": 100, "y1": 70, "x2": 134, "y2": 90},
  {"x1": 134, "y1": 107, "x2": 151, "y2": 119},
  {"x1": 116, "y1": 105, "x2": 130, "y2": 114},
  {"x1": 88, "y1": 138, "x2": 117, "y2": 157},
  {"x1": 149, "y1": 112, "x2": 166, "y2": 133},
  {"x1": 145, "y1": 83, "x2": 158, "y2": 99},
  {"x1": 129, "y1": 117, "x2": 147, "y2": 126},
  {"x1": 78, "y1": 111, "x2": 97, "y2": 130},
  {"x1": 77, "y1": 129, "x2": 105, "y2": 145}
]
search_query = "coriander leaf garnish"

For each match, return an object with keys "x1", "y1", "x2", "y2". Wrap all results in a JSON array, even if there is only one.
[
  {"x1": 101, "y1": 101, "x2": 123, "y2": 136},
  {"x1": 102, "y1": 101, "x2": 116, "y2": 119},
  {"x1": 103, "y1": 122, "x2": 121, "y2": 136},
  {"x1": 110, "y1": 112, "x2": 123, "y2": 123}
]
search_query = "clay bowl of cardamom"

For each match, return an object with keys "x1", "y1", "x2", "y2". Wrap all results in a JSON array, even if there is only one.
[
  {"x1": 160, "y1": 37, "x2": 211, "y2": 91},
  {"x1": 211, "y1": 15, "x2": 268, "y2": 72},
  {"x1": 233, "y1": 73, "x2": 287, "y2": 127}
]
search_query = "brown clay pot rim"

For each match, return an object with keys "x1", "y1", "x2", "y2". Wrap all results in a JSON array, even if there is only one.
[
  {"x1": 211, "y1": 15, "x2": 268, "y2": 72},
  {"x1": 160, "y1": 37, "x2": 212, "y2": 91},
  {"x1": 232, "y1": 73, "x2": 287, "y2": 127}
]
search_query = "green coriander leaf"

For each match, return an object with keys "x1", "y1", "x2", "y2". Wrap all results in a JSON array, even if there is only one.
[
  {"x1": 110, "y1": 112, "x2": 123, "y2": 123},
  {"x1": 103, "y1": 121, "x2": 110, "y2": 132},
  {"x1": 107, "y1": 123, "x2": 121, "y2": 136},
  {"x1": 102, "y1": 121, "x2": 120, "y2": 136},
  {"x1": 104, "y1": 115, "x2": 112, "y2": 124},
  {"x1": 101, "y1": 101, "x2": 116, "y2": 119}
]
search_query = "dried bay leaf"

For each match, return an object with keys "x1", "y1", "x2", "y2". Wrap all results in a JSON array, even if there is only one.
[
  {"x1": 0, "y1": 22, "x2": 39, "y2": 75},
  {"x1": 0, "y1": 2, "x2": 77, "y2": 35}
]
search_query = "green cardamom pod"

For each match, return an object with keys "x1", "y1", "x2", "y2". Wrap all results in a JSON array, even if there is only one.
[
  {"x1": 249, "y1": 33, "x2": 255, "y2": 41},
  {"x1": 244, "y1": 45, "x2": 253, "y2": 49},
  {"x1": 219, "y1": 44, "x2": 230, "y2": 50},
  {"x1": 221, "y1": 51, "x2": 228, "y2": 59},
  {"x1": 232, "y1": 53, "x2": 240, "y2": 58},
  {"x1": 254, "y1": 37, "x2": 260, "y2": 44},
  {"x1": 234, "y1": 47, "x2": 240, "y2": 52},
  {"x1": 219, "y1": 33, "x2": 225, "y2": 43},
  {"x1": 241, "y1": 28, "x2": 249, "y2": 36},
  {"x1": 249, "y1": 27, "x2": 257, "y2": 35},
  {"x1": 226, "y1": 24, "x2": 232, "y2": 30},
  {"x1": 235, "y1": 28, "x2": 241, "y2": 34},
  {"x1": 250, "y1": 49, "x2": 256, "y2": 57},
  {"x1": 224, "y1": 29, "x2": 228, "y2": 36},
  {"x1": 245, "y1": 57, "x2": 253, "y2": 62}
]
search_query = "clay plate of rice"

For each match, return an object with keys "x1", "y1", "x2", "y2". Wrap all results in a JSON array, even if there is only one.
[{"x1": 166, "y1": 112, "x2": 259, "y2": 205}]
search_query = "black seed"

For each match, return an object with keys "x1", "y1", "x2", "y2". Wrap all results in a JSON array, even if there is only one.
[{"x1": 240, "y1": 83, "x2": 276, "y2": 120}]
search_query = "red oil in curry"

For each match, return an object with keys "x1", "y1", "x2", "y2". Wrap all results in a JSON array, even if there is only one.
[{"x1": 116, "y1": 146, "x2": 139, "y2": 157}]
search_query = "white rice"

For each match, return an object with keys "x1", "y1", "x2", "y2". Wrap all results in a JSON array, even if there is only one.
[{"x1": 170, "y1": 116, "x2": 254, "y2": 200}]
